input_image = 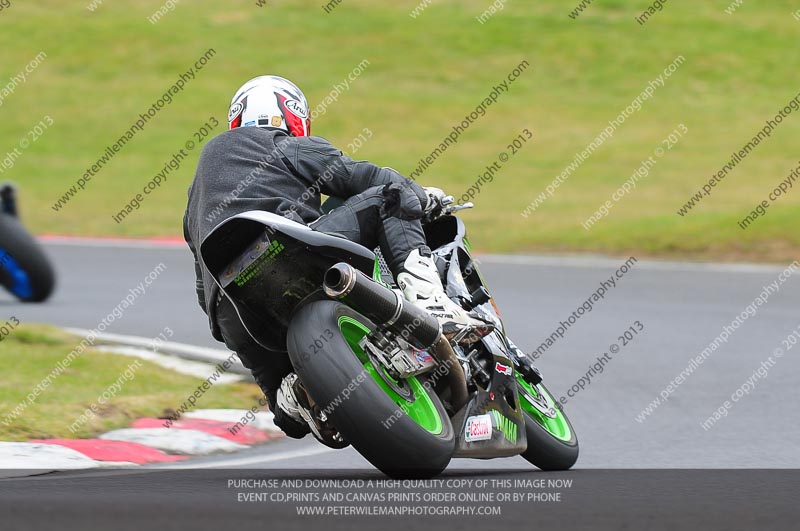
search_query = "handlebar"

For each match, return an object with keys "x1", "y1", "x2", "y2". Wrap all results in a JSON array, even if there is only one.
[{"x1": 422, "y1": 196, "x2": 474, "y2": 224}]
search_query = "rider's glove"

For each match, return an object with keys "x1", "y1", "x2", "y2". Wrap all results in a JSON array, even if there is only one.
[{"x1": 423, "y1": 187, "x2": 449, "y2": 215}]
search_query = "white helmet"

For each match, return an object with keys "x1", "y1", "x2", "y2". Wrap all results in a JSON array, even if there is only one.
[{"x1": 228, "y1": 75, "x2": 310, "y2": 136}]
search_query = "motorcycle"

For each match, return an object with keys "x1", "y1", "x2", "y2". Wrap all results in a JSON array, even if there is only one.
[
  {"x1": 200, "y1": 197, "x2": 578, "y2": 478},
  {"x1": 0, "y1": 184, "x2": 56, "y2": 302}
]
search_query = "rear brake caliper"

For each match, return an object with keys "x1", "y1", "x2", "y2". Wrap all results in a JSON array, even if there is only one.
[{"x1": 359, "y1": 331, "x2": 438, "y2": 380}]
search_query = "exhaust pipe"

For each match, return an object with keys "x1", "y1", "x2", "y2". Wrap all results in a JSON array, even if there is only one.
[
  {"x1": 324, "y1": 262, "x2": 470, "y2": 410},
  {"x1": 433, "y1": 337, "x2": 470, "y2": 412},
  {"x1": 324, "y1": 262, "x2": 441, "y2": 348}
]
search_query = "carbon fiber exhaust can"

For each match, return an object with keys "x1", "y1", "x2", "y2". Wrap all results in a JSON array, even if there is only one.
[{"x1": 323, "y1": 262, "x2": 442, "y2": 348}]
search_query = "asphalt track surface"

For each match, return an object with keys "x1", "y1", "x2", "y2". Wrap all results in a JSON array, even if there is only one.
[{"x1": 2, "y1": 240, "x2": 799, "y2": 529}]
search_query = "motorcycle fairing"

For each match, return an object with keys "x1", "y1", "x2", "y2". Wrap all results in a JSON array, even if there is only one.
[
  {"x1": 450, "y1": 331, "x2": 528, "y2": 457},
  {"x1": 199, "y1": 210, "x2": 376, "y2": 351},
  {"x1": 425, "y1": 216, "x2": 527, "y2": 456}
]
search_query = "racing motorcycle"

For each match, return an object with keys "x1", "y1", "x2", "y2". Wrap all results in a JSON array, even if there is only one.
[
  {"x1": 200, "y1": 196, "x2": 578, "y2": 478},
  {"x1": 0, "y1": 184, "x2": 55, "y2": 302}
]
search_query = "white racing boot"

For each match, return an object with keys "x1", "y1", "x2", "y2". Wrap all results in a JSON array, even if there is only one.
[
  {"x1": 275, "y1": 373, "x2": 307, "y2": 429},
  {"x1": 396, "y1": 250, "x2": 494, "y2": 343},
  {"x1": 276, "y1": 373, "x2": 348, "y2": 449}
]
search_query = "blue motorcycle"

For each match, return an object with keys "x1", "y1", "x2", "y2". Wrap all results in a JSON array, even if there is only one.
[{"x1": 0, "y1": 184, "x2": 55, "y2": 302}]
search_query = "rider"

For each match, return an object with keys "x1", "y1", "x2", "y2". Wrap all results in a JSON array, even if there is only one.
[{"x1": 184, "y1": 75, "x2": 490, "y2": 440}]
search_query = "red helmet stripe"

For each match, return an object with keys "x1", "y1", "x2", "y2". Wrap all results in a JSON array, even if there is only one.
[
  {"x1": 276, "y1": 93, "x2": 307, "y2": 136},
  {"x1": 229, "y1": 96, "x2": 246, "y2": 129}
]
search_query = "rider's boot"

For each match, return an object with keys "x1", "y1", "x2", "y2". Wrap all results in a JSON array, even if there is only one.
[
  {"x1": 266, "y1": 382, "x2": 309, "y2": 440},
  {"x1": 396, "y1": 249, "x2": 494, "y2": 343},
  {"x1": 276, "y1": 373, "x2": 348, "y2": 449}
]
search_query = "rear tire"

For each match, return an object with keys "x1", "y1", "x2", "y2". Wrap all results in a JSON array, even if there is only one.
[
  {"x1": 0, "y1": 213, "x2": 55, "y2": 302},
  {"x1": 287, "y1": 300, "x2": 454, "y2": 478}
]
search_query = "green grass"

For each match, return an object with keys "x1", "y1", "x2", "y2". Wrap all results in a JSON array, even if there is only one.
[
  {"x1": 1, "y1": 1, "x2": 798, "y2": 262},
  {"x1": 0, "y1": 324, "x2": 263, "y2": 441}
]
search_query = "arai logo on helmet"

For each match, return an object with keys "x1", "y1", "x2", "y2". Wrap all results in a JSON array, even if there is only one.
[
  {"x1": 228, "y1": 101, "x2": 244, "y2": 122},
  {"x1": 284, "y1": 99, "x2": 308, "y2": 118}
]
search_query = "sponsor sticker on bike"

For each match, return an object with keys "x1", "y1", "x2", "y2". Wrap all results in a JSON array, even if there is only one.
[
  {"x1": 464, "y1": 413, "x2": 493, "y2": 442},
  {"x1": 495, "y1": 361, "x2": 513, "y2": 375},
  {"x1": 413, "y1": 349, "x2": 434, "y2": 364}
]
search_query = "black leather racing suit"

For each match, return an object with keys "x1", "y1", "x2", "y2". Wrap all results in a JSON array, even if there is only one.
[{"x1": 183, "y1": 126, "x2": 431, "y2": 435}]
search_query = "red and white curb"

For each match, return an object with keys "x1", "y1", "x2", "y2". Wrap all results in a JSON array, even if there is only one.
[
  {"x1": 2, "y1": 296, "x2": 286, "y2": 477},
  {"x1": 1, "y1": 409, "x2": 283, "y2": 478}
]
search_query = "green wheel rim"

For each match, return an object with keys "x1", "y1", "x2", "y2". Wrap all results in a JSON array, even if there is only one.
[
  {"x1": 337, "y1": 316, "x2": 443, "y2": 435},
  {"x1": 517, "y1": 375, "x2": 573, "y2": 442}
]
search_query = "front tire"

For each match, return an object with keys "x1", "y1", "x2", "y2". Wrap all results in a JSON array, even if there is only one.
[
  {"x1": 287, "y1": 300, "x2": 455, "y2": 478},
  {"x1": 517, "y1": 377, "x2": 579, "y2": 470}
]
